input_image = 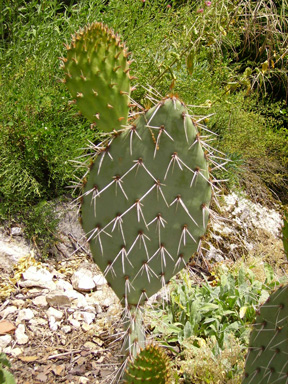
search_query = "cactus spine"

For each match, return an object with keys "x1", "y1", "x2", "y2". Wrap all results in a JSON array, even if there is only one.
[{"x1": 242, "y1": 284, "x2": 288, "y2": 384}]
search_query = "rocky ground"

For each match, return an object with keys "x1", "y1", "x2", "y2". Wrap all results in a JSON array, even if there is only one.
[
  {"x1": 0, "y1": 193, "x2": 286, "y2": 383},
  {"x1": 0, "y1": 201, "x2": 124, "y2": 383}
]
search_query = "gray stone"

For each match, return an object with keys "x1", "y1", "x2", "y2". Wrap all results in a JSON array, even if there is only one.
[
  {"x1": 46, "y1": 291, "x2": 72, "y2": 307},
  {"x1": 0, "y1": 240, "x2": 31, "y2": 272}
]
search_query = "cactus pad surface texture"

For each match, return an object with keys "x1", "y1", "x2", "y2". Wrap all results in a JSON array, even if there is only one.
[
  {"x1": 123, "y1": 344, "x2": 172, "y2": 383},
  {"x1": 81, "y1": 96, "x2": 212, "y2": 307},
  {"x1": 242, "y1": 284, "x2": 288, "y2": 384},
  {"x1": 62, "y1": 22, "x2": 131, "y2": 132}
]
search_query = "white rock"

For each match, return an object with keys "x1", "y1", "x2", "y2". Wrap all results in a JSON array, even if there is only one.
[
  {"x1": 0, "y1": 305, "x2": 18, "y2": 318},
  {"x1": 69, "y1": 318, "x2": 81, "y2": 329},
  {"x1": 66, "y1": 289, "x2": 86, "y2": 301},
  {"x1": 19, "y1": 279, "x2": 57, "y2": 290},
  {"x1": 15, "y1": 324, "x2": 29, "y2": 345},
  {"x1": 4, "y1": 347, "x2": 23, "y2": 357},
  {"x1": 205, "y1": 244, "x2": 225, "y2": 262},
  {"x1": 11, "y1": 227, "x2": 22, "y2": 236},
  {"x1": 0, "y1": 335, "x2": 12, "y2": 350},
  {"x1": 223, "y1": 193, "x2": 282, "y2": 238},
  {"x1": 0, "y1": 241, "x2": 31, "y2": 272},
  {"x1": 32, "y1": 295, "x2": 48, "y2": 307},
  {"x1": 62, "y1": 325, "x2": 72, "y2": 334},
  {"x1": 93, "y1": 274, "x2": 107, "y2": 286},
  {"x1": 47, "y1": 307, "x2": 63, "y2": 320},
  {"x1": 28, "y1": 318, "x2": 47, "y2": 327},
  {"x1": 16, "y1": 308, "x2": 34, "y2": 324},
  {"x1": 102, "y1": 297, "x2": 115, "y2": 307},
  {"x1": 94, "y1": 304, "x2": 102, "y2": 314},
  {"x1": 22, "y1": 265, "x2": 53, "y2": 282},
  {"x1": 55, "y1": 279, "x2": 74, "y2": 291},
  {"x1": 74, "y1": 296, "x2": 89, "y2": 309},
  {"x1": 71, "y1": 267, "x2": 96, "y2": 292},
  {"x1": 79, "y1": 377, "x2": 89, "y2": 384},
  {"x1": 19, "y1": 264, "x2": 56, "y2": 289},
  {"x1": 49, "y1": 316, "x2": 58, "y2": 331},
  {"x1": 81, "y1": 312, "x2": 95, "y2": 325}
]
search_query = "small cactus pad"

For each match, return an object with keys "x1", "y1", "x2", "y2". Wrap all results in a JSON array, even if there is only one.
[
  {"x1": 61, "y1": 22, "x2": 131, "y2": 132},
  {"x1": 242, "y1": 285, "x2": 288, "y2": 384},
  {"x1": 124, "y1": 344, "x2": 172, "y2": 383},
  {"x1": 81, "y1": 96, "x2": 212, "y2": 307}
]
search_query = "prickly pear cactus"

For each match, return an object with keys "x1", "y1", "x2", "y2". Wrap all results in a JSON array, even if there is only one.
[
  {"x1": 124, "y1": 344, "x2": 172, "y2": 384},
  {"x1": 242, "y1": 284, "x2": 288, "y2": 384},
  {"x1": 61, "y1": 22, "x2": 131, "y2": 132},
  {"x1": 81, "y1": 96, "x2": 212, "y2": 307}
]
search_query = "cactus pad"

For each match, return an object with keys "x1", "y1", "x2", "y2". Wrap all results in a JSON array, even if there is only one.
[
  {"x1": 81, "y1": 96, "x2": 212, "y2": 307},
  {"x1": 242, "y1": 284, "x2": 288, "y2": 384},
  {"x1": 124, "y1": 344, "x2": 172, "y2": 383},
  {"x1": 61, "y1": 22, "x2": 131, "y2": 132}
]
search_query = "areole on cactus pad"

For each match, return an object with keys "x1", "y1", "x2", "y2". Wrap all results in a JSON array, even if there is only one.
[{"x1": 81, "y1": 96, "x2": 212, "y2": 307}]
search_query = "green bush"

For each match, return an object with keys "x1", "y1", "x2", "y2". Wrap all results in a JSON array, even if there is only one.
[
  {"x1": 0, "y1": 0, "x2": 287, "y2": 250},
  {"x1": 0, "y1": 354, "x2": 16, "y2": 384},
  {"x1": 148, "y1": 264, "x2": 287, "y2": 381}
]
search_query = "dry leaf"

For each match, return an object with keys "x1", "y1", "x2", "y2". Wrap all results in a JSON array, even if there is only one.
[
  {"x1": 0, "y1": 320, "x2": 16, "y2": 335},
  {"x1": 18, "y1": 355, "x2": 39, "y2": 362},
  {"x1": 52, "y1": 364, "x2": 65, "y2": 376}
]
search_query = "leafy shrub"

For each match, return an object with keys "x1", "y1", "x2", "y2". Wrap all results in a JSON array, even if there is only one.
[
  {"x1": 148, "y1": 263, "x2": 286, "y2": 381},
  {"x1": 151, "y1": 266, "x2": 277, "y2": 348},
  {"x1": 0, "y1": 354, "x2": 16, "y2": 384},
  {"x1": 179, "y1": 334, "x2": 245, "y2": 384}
]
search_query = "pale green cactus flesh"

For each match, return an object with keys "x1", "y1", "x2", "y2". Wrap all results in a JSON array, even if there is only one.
[
  {"x1": 124, "y1": 344, "x2": 172, "y2": 383},
  {"x1": 61, "y1": 22, "x2": 131, "y2": 132},
  {"x1": 242, "y1": 284, "x2": 288, "y2": 384},
  {"x1": 81, "y1": 96, "x2": 212, "y2": 307}
]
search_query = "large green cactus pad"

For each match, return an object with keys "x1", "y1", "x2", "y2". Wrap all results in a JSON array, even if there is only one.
[
  {"x1": 81, "y1": 97, "x2": 212, "y2": 306},
  {"x1": 242, "y1": 284, "x2": 288, "y2": 384},
  {"x1": 124, "y1": 344, "x2": 172, "y2": 383},
  {"x1": 62, "y1": 22, "x2": 131, "y2": 132}
]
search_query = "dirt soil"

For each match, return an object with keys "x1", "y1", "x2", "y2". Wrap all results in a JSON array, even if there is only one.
[{"x1": 0, "y1": 254, "x2": 125, "y2": 384}]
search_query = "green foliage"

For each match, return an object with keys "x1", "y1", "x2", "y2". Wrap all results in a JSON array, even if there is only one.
[
  {"x1": 1, "y1": 0, "x2": 287, "y2": 243},
  {"x1": 151, "y1": 264, "x2": 281, "y2": 348},
  {"x1": 148, "y1": 265, "x2": 285, "y2": 382},
  {"x1": 0, "y1": 354, "x2": 16, "y2": 384},
  {"x1": 180, "y1": 334, "x2": 245, "y2": 384}
]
